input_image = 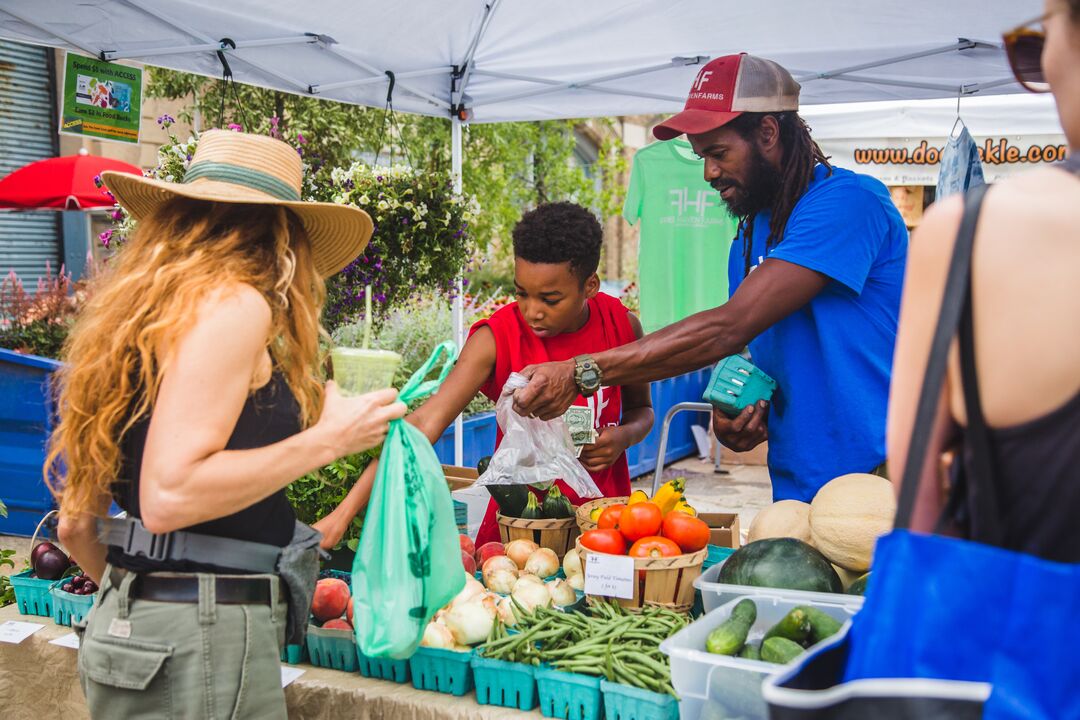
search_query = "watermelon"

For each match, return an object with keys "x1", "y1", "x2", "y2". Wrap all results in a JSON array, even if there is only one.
[
  {"x1": 717, "y1": 538, "x2": 843, "y2": 594},
  {"x1": 847, "y1": 572, "x2": 870, "y2": 596}
]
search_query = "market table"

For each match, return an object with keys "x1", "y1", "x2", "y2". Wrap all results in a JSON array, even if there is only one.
[{"x1": 0, "y1": 603, "x2": 541, "y2": 720}]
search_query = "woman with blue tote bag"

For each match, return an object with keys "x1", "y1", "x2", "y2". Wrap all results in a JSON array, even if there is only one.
[{"x1": 764, "y1": 3, "x2": 1080, "y2": 718}]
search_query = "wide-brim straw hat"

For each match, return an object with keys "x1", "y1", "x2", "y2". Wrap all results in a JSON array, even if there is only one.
[{"x1": 101, "y1": 129, "x2": 373, "y2": 277}]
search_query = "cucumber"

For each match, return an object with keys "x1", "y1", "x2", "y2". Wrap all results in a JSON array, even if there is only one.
[
  {"x1": 738, "y1": 642, "x2": 761, "y2": 661},
  {"x1": 488, "y1": 484, "x2": 530, "y2": 517},
  {"x1": 798, "y1": 606, "x2": 844, "y2": 645},
  {"x1": 705, "y1": 599, "x2": 757, "y2": 656},
  {"x1": 763, "y1": 608, "x2": 811, "y2": 644},
  {"x1": 761, "y1": 637, "x2": 804, "y2": 664},
  {"x1": 520, "y1": 493, "x2": 544, "y2": 520}
]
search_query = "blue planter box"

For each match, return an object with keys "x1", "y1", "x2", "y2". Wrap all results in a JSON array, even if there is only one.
[
  {"x1": 0, "y1": 349, "x2": 62, "y2": 536},
  {"x1": 432, "y1": 369, "x2": 712, "y2": 479}
]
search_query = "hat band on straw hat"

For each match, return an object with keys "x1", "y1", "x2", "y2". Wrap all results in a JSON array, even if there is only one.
[{"x1": 183, "y1": 161, "x2": 301, "y2": 202}]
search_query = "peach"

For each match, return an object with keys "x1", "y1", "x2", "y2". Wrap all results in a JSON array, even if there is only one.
[
  {"x1": 461, "y1": 550, "x2": 476, "y2": 575},
  {"x1": 311, "y1": 578, "x2": 350, "y2": 622},
  {"x1": 459, "y1": 534, "x2": 476, "y2": 559},
  {"x1": 475, "y1": 541, "x2": 505, "y2": 566},
  {"x1": 346, "y1": 597, "x2": 354, "y2": 624},
  {"x1": 323, "y1": 618, "x2": 352, "y2": 631}
]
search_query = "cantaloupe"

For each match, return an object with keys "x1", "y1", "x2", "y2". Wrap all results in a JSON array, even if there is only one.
[
  {"x1": 809, "y1": 473, "x2": 895, "y2": 573},
  {"x1": 747, "y1": 500, "x2": 812, "y2": 544}
]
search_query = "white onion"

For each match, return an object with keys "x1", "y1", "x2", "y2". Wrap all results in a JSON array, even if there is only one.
[
  {"x1": 443, "y1": 594, "x2": 498, "y2": 646},
  {"x1": 567, "y1": 572, "x2": 585, "y2": 591},
  {"x1": 485, "y1": 568, "x2": 518, "y2": 595},
  {"x1": 482, "y1": 554, "x2": 518, "y2": 576},
  {"x1": 420, "y1": 622, "x2": 455, "y2": 649},
  {"x1": 524, "y1": 547, "x2": 560, "y2": 578},
  {"x1": 514, "y1": 573, "x2": 544, "y2": 589},
  {"x1": 505, "y1": 539, "x2": 540, "y2": 569},
  {"x1": 546, "y1": 578, "x2": 578, "y2": 607},
  {"x1": 512, "y1": 579, "x2": 553, "y2": 612},
  {"x1": 496, "y1": 595, "x2": 518, "y2": 627},
  {"x1": 451, "y1": 574, "x2": 486, "y2": 608},
  {"x1": 562, "y1": 548, "x2": 583, "y2": 578}
]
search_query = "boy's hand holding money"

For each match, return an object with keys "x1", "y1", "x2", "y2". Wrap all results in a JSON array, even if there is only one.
[{"x1": 578, "y1": 426, "x2": 631, "y2": 473}]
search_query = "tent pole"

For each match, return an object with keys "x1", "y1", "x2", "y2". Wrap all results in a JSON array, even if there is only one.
[{"x1": 452, "y1": 116, "x2": 465, "y2": 468}]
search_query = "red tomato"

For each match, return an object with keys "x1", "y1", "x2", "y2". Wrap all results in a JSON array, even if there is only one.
[
  {"x1": 596, "y1": 504, "x2": 625, "y2": 531},
  {"x1": 617, "y1": 502, "x2": 663, "y2": 542},
  {"x1": 580, "y1": 529, "x2": 627, "y2": 555},
  {"x1": 661, "y1": 513, "x2": 711, "y2": 553},
  {"x1": 628, "y1": 536, "x2": 682, "y2": 559}
]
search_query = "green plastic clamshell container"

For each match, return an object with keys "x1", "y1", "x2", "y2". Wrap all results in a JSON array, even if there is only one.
[{"x1": 702, "y1": 355, "x2": 776, "y2": 417}]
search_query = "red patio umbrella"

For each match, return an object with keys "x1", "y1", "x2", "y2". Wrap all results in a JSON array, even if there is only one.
[{"x1": 0, "y1": 153, "x2": 142, "y2": 210}]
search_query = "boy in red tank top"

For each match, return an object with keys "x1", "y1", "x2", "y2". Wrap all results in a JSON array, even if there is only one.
[{"x1": 317, "y1": 203, "x2": 653, "y2": 548}]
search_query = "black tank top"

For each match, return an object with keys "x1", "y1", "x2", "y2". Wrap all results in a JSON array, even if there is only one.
[
  {"x1": 108, "y1": 371, "x2": 300, "y2": 574},
  {"x1": 958, "y1": 155, "x2": 1080, "y2": 563}
]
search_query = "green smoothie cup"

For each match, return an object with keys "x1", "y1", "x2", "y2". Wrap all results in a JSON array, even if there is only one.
[{"x1": 330, "y1": 347, "x2": 402, "y2": 396}]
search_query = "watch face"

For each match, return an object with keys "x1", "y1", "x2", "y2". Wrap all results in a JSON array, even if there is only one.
[{"x1": 581, "y1": 368, "x2": 600, "y2": 387}]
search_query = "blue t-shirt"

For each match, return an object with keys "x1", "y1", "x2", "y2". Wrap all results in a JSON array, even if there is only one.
[{"x1": 728, "y1": 164, "x2": 908, "y2": 501}]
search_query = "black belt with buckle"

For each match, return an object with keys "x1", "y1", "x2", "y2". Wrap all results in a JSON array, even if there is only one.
[{"x1": 110, "y1": 568, "x2": 277, "y2": 606}]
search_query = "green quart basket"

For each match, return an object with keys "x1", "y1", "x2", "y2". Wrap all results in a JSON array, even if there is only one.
[
  {"x1": 409, "y1": 646, "x2": 474, "y2": 696},
  {"x1": 280, "y1": 643, "x2": 306, "y2": 664},
  {"x1": 357, "y1": 648, "x2": 411, "y2": 683},
  {"x1": 536, "y1": 665, "x2": 603, "y2": 720},
  {"x1": 472, "y1": 655, "x2": 538, "y2": 710},
  {"x1": 49, "y1": 585, "x2": 95, "y2": 626},
  {"x1": 702, "y1": 355, "x2": 776, "y2": 417},
  {"x1": 600, "y1": 680, "x2": 678, "y2": 720},
  {"x1": 10, "y1": 570, "x2": 56, "y2": 617},
  {"x1": 306, "y1": 624, "x2": 359, "y2": 672}
]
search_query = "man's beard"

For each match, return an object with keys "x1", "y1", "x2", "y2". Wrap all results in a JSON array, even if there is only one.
[{"x1": 711, "y1": 147, "x2": 780, "y2": 219}]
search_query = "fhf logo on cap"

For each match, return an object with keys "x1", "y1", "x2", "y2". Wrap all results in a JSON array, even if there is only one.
[{"x1": 687, "y1": 57, "x2": 738, "y2": 106}]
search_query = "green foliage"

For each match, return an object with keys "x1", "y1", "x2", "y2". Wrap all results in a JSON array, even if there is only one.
[
  {"x1": 0, "y1": 537, "x2": 15, "y2": 607},
  {"x1": 318, "y1": 163, "x2": 479, "y2": 331},
  {"x1": 286, "y1": 450, "x2": 378, "y2": 551}
]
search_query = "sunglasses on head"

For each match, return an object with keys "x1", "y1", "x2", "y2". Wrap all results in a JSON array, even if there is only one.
[{"x1": 1002, "y1": 11, "x2": 1054, "y2": 93}]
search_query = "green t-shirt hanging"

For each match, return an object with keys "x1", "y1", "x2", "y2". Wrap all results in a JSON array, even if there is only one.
[{"x1": 623, "y1": 140, "x2": 738, "y2": 334}]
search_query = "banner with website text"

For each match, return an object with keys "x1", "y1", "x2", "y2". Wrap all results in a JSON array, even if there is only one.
[{"x1": 818, "y1": 134, "x2": 1068, "y2": 186}]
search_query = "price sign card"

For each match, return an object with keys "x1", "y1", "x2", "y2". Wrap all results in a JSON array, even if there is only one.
[
  {"x1": 50, "y1": 633, "x2": 80, "y2": 649},
  {"x1": 280, "y1": 665, "x2": 306, "y2": 688},
  {"x1": 584, "y1": 553, "x2": 635, "y2": 600},
  {"x1": 0, "y1": 620, "x2": 45, "y2": 644}
]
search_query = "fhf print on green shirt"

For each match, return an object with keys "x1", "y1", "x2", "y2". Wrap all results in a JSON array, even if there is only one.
[{"x1": 623, "y1": 139, "x2": 739, "y2": 334}]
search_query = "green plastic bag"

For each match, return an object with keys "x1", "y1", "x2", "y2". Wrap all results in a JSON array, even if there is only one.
[{"x1": 352, "y1": 341, "x2": 464, "y2": 659}]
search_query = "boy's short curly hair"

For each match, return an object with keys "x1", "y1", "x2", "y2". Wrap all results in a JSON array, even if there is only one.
[{"x1": 512, "y1": 202, "x2": 602, "y2": 284}]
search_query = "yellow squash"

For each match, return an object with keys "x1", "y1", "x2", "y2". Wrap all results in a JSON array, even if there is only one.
[
  {"x1": 670, "y1": 499, "x2": 697, "y2": 517},
  {"x1": 627, "y1": 489, "x2": 649, "y2": 506},
  {"x1": 653, "y1": 477, "x2": 686, "y2": 516}
]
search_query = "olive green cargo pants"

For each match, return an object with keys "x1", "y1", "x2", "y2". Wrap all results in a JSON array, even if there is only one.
[{"x1": 76, "y1": 566, "x2": 288, "y2": 719}]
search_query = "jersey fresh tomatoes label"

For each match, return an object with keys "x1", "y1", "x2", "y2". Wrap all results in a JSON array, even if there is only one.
[{"x1": 584, "y1": 553, "x2": 635, "y2": 599}]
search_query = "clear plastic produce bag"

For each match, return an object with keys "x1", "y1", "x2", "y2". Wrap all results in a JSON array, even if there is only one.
[
  {"x1": 476, "y1": 372, "x2": 602, "y2": 498},
  {"x1": 352, "y1": 341, "x2": 465, "y2": 659}
]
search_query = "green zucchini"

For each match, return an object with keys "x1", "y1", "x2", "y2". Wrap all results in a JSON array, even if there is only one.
[
  {"x1": 705, "y1": 599, "x2": 757, "y2": 656},
  {"x1": 488, "y1": 484, "x2": 530, "y2": 517},
  {"x1": 798, "y1": 606, "x2": 844, "y2": 645},
  {"x1": 738, "y1": 642, "x2": 761, "y2": 661},
  {"x1": 541, "y1": 485, "x2": 575, "y2": 519},
  {"x1": 520, "y1": 493, "x2": 544, "y2": 520},
  {"x1": 761, "y1": 637, "x2": 804, "y2": 664},
  {"x1": 763, "y1": 608, "x2": 811, "y2": 644}
]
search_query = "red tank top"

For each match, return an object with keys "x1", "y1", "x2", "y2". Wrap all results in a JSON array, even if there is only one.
[{"x1": 470, "y1": 292, "x2": 637, "y2": 546}]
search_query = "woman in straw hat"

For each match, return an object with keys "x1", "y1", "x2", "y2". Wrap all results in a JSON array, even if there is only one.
[{"x1": 49, "y1": 129, "x2": 406, "y2": 718}]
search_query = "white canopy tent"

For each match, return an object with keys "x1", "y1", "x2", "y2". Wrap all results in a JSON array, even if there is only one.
[{"x1": 0, "y1": 0, "x2": 1047, "y2": 462}]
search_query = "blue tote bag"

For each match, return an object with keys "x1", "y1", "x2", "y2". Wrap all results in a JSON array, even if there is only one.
[{"x1": 764, "y1": 184, "x2": 1080, "y2": 720}]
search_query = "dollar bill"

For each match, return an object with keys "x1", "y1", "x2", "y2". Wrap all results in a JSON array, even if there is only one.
[{"x1": 563, "y1": 406, "x2": 597, "y2": 446}]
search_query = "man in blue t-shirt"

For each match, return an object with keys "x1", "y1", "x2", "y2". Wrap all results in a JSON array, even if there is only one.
[{"x1": 513, "y1": 53, "x2": 907, "y2": 502}]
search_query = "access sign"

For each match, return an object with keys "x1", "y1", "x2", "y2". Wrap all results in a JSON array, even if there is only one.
[{"x1": 61, "y1": 53, "x2": 142, "y2": 144}]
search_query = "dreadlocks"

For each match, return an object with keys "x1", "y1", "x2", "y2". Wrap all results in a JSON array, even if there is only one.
[{"x1": 728, "y1": 112, "x2": 832, "y2": 277}]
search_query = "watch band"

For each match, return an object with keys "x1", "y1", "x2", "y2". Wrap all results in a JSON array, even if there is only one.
[{"x1": 574, "y1": 355, "x2": 602, "y2": 397}]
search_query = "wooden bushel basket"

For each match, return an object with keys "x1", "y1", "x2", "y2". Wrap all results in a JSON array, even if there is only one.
[
  {"x1": 575, "y1": 537, "x2": 706, "y2": 613},
  {"x1": 496, "y1": 513, "x2": 580, "y2": 559},
  {"x1": 575, "y1": 496, "x2": 629, "y2": 533}
]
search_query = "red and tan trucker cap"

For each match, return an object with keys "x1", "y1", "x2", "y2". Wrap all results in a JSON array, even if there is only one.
[{"x1": 653, "y1": 53, "x2": 801, "y2": 141}]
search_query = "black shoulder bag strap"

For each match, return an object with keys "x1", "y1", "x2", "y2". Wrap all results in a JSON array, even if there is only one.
[{"x1": 895, "y1": 184, "x2": 990, "y2": 529}]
